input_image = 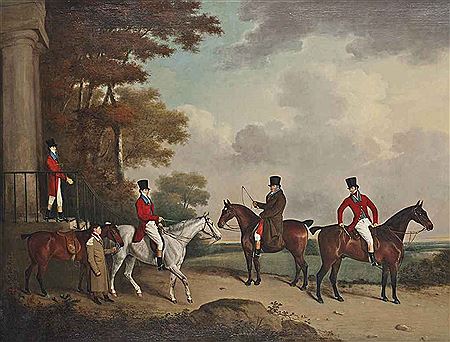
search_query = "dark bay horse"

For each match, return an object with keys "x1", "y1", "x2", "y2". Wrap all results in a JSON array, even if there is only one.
[
  {"x1": 310, "y1": 201, "x2": 433, "y2": 304},
  {"x1": 217, "y1": 200, "x2": 313, "y2": 288},
  {"x1": 21, "y1": 224, "x2": 124, "y2": 297}
]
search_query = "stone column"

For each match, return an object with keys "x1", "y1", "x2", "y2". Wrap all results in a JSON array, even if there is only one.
[{"x1": 2, "y1": 30, "x2": 41, "y2": 221}]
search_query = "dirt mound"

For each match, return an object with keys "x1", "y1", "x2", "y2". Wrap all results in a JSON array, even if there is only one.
[{"x1": 190, "y1": 298, "x2": 283, "y2": 331}]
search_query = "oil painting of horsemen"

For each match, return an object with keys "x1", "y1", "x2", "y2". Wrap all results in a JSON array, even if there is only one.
[{"x1": 1, "y1": 1, "x2": 449, "y2": 341}]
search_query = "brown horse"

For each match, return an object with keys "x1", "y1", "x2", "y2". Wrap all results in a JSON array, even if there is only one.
[
  {"x1": 310, "y1": 200, "x2": 433, "y2": 304},
  {"x1": 217, "y1": 200, "x2": 313, "y2": 288},
  {"x1": 21, "y1": 224, "x2": 124, "y2": 297}
]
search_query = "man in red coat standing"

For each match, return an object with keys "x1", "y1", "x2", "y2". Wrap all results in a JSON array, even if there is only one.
[
  {"x1": 45, "y1": 138, "x2": 73, "y2": 222},
  {"x1": 133, "y1": 179, "x2": 165, "y2": 270},
  {"x1": 337, "y1": 177, "x2": 379, "y2": 266}
]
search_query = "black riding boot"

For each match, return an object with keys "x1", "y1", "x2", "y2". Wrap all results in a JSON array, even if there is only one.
[
  {"x1": 56, "y1": 212, "x2": 68, "y2": 222},
  {"x1": 157, "y1": 257, "x2": 165, "y2": 271},
  {"x1": 369, "y1": 252, "x2": 379, "y2": 266},
  {"x1": 254, "y1": 248, "x2": 261, "y2": 257},
  {"x1": 44, "y1": 209, "x2": 53, "y2": 221}
]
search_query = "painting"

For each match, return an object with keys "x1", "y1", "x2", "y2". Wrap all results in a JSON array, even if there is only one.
[{"x1": 1, "y1": 1, "x2": 449, "y2": 341}]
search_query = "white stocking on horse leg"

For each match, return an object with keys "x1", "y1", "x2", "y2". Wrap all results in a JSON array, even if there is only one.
[
  {"x1": 110, "y1": 250, "x2": 127, "y2": 297},
  {"x1": 169, "y1": 273, "x2": 178, "y2": 303},
  {"x1": 169, "y1": 266, "x2": 192, "y2": 303},
  {"x1": 124, "y1": 256, "x2": 142, "y2": 296}
]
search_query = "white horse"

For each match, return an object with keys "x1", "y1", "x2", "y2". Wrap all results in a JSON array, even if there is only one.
[{"x1": 110, "y1": 213, "x2": 221, "y2": 303}]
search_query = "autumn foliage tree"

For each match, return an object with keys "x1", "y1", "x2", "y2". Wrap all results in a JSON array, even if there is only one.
[{"x1": 41, "y1": 1, "x2": 222, "y2": 214}]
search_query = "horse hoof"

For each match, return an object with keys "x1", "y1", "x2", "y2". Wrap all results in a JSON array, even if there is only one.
[
  {"x1": 335, "y1": 296, "x2": 344, "y2": 302},
  {"x1": 300, "y1": 286, "x2": 307, "y2": 291},
  {"x1": 254, "y1": 280, "x2": 261, "y2": 286},
  {"x1": 77, "y1": 288, "x2": 85, "y2": 294},
  {"x1": 23, "y1": 289, "x2": 31, "y2": 295},
  {"x1": 171, "y1": 299, "x2": 177, "y2": 304},
  {"x1": 393, "y1": 299, "x2": 401, "y2": 304},
  {"x1": 187, "y1": 298, "x2": 193, "y2": 304},
  {"x1": 381, "y1": 297, "x2": 389, "y2": 302},
  {"x1": 41, "y1": 293, "x2": 50, "y2": 299},
  {"x1": 111, "y1": 293, "x2": 118, "y2": 298},
  {"x1": 137, "y1": 292, "x2": 143, "y2": 298},
  {"x1": 317, "y1": 297, "x2": 324, "y2": 304},
  {"x1": 245, "y1": 280, "x2": 252, "y2": 286},
  {"x1": 289, "y1": 282, "x2": 297, "y2": 287}
]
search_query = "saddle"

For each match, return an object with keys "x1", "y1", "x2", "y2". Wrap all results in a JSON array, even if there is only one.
[
  {"x1": 57, "y1": 230, "x2": 82, "y2": 257},
  {"x1": 349, "y1": 227, "x2": 380, "y2": 252}
]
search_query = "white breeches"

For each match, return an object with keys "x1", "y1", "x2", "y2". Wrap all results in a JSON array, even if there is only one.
[
  {"x1": 48, "y1": 179, "x2": 62, "y2": 208},
  {"x1": 145, "y1": 221, "x2": 163, "y2": 250},
  {"x1": 355, "y1": 218, "x2": 374, "y2": 251},
  {"x1": 254, "y1": 233, "x2": 261, "y2": 242}
]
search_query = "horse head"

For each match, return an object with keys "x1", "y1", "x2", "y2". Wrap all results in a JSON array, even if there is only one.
[
  {"x1": 412, "y1": 200, "x2": 433, "y2": 231},
  {"x1": 200, "y1": 213, "x2": 222, "y2": 242},
  {"x1": 102, "y1": 222, "x2": 125, "y2": 247},
  {"x1": 217, "y1": 199, "x2": 236, "y2": 228}
]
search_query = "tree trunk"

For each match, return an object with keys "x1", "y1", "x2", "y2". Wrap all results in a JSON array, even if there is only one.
[{"x1": 112, "y1": 124, "x2": 124, "y2": 182}]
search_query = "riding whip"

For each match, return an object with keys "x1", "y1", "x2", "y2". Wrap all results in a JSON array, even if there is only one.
[{"x1": 242, "y1": 186, "x2": 255, "y2": 202}]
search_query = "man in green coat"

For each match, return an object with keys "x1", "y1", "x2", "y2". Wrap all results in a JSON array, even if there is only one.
[
  {"x1": 252, "y1": 175, "x2": 287, "y2": 256},
  {"x1": 86, "y1": 224, "x2": 117, "y2": 305}
]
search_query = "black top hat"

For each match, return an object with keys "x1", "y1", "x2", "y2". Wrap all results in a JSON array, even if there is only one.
[
  {"x1": 137, "y1": 179, "x2": 150, "y2": 191},
  {"x1": 268, "y1": 176, "x2": 281, "y2": 186},
  {"x1": 345, "y1": 177, "x2": 359, "y2": 189},
  {"x1": 46, "y1": 138, "x2": 57, "y2": 148}
]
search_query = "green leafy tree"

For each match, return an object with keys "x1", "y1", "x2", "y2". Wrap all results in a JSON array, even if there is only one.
[{"x1": 153, "y1": 172, "x2": 210, "y2": 222}]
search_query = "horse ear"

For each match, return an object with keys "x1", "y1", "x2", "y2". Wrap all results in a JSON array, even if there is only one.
[
  {"x1": 416, "y1": 200, "x2": 420, "y2": 206},
  {"x1": 223, "y1": 200, "x2": 227, "y2": 206},
  {"x1": 420, "y1": 200, "x2": 423, "y2": 207},
  {"x1": 226, "y1": 199, "x2": 231, "y2": 205}
]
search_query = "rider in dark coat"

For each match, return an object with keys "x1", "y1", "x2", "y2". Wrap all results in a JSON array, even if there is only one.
[{"x1": 252, "y1": 176, "x2": 287, "y2": 256}]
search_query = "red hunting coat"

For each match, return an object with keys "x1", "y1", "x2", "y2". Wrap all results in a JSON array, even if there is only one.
[
  {"x1": 133, "y1": 195, "x2": 159, "y2": 243},
  {"x1": 337, "y1": 193, "x2": 378, "y2": 232},
  {"x1": 46, "y1": 155, "x2": 66, "y2": 196}
]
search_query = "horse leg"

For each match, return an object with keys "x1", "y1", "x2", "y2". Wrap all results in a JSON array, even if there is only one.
[
  {"x1": 36, "y1": 263, "x2": 49, "y2": 297},
  {"x1": 253, "y1": 256, "x2": 261, "y2": 286},
  {"x1": 123, "y1": 256, "x2": 142, "y2": 297},
  {"x1": 24, "y1": 262, "x2": 37, "y2": 294},
  {"x1": 169, "y1": 272, "x2": 178, "y2": 303},
  {"x1": 330, "y1": 258, "x2": 344, "y2": 302},
  {"x1": 244, "y1": 252, "x2": 253, "y2": 286},
  {"x1": 316, "y1": 260, "x2": 334, "y2": 304},
  {"x1": 380, "y1": 263, "x2": 389, "y2": 302},
  {"x1": 110, "y1": 249, "x2": 126, "y2": 297},
  {"x1": 168, "y1": 265, "x2": 193, "y2": 304},
  {"x1": 389, "y1": 264, "x2": 400, "y2": 304},
  {"x1": 290, "y1": 255, "x2": 308, "y2": 290}
]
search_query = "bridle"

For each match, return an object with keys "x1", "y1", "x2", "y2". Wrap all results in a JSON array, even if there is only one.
[
  {"x1": 160, "y1": 215, "x2": 220, "y2": 243},
  {"x1": 388, "y1": 207, "x2": 430, "y2": 245}
]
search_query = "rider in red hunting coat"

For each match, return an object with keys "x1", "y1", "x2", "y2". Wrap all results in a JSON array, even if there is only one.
[
  {"x1": 45, "y1": 138, "x2": 73, "y2": 222},
  {"x1": 133, "y1": 179, "x2": 165, "y2": 270},
  {"x1": 337, "y1": 177, "x2": 379, "y2": 266}
]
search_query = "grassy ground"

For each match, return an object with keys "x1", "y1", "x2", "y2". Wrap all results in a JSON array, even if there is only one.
[{"x1": 185, "y1": 247, "x2": 447, "y2": 284}]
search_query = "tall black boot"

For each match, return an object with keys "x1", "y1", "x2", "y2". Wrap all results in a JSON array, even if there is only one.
[
  {"x1": 44, "y1": 209, "x2": 52, "y2": 221},
  {"x1": 157, "y1": 257, "x2": 165, "y2": 271},
  {"x1": 254, "y1": 248, "x2": 261, "y2": 257},
  {"x1": 369, "y1": 252, "x2": 379, "y2": 266},
  {"x1": 56, "y1": 212, "x2": 68, "y2": 222}
]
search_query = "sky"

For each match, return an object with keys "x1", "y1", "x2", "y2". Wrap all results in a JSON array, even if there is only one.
[{"x1": 127, "y1": 0, "x2": 449, "y2": 240}]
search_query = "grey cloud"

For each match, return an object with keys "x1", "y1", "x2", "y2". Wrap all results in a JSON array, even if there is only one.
[{"x1": 220, "y1": 0, "x2": 449, "y2": 67}]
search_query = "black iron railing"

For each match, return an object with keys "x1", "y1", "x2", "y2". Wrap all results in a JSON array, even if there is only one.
[{"x1": 1, "y1": 171, "x2": 123, "y2": 228}]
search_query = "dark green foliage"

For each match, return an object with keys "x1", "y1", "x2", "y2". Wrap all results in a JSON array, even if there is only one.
[{"x1": 400, "y1": 249, "x2": 450, "y2": 286}]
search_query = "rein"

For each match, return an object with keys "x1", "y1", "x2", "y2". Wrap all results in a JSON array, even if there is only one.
[{"x1": 389, "y1": 227, "x2": 426, "y2": 246}]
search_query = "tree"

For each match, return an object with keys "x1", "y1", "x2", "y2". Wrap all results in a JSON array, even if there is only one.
[{"x1": 153, "y1": 172, "x2": 210, "y2": 222}]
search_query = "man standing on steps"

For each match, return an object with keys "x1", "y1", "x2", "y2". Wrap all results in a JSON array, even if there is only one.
[
  {"x1": 45, "y1": 138, "x2": 73, "y2": 222},
  {"x1": 337, "y1": 177, "x2": 380, "y2": 266},
  {"x1": 133, "y1": 179, "x2": 165, "y2": 271}
]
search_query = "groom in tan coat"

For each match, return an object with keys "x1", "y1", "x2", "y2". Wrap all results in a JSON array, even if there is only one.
[{"x1": 86, "y1": 224, "x2": 117, "y2": 305}]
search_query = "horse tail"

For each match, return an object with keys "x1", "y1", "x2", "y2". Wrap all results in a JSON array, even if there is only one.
[
  {"x1": 21, "y1": 233, "x2": 32, "y2": 240},
  {"x1": 302, "y1": 219, "x2": 314, "y2": 228},
  {"x1": 309, "y1": 226, "x2": 322, "y2": 235}
]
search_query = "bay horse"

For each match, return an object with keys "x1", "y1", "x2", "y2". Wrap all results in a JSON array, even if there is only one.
[
  {"x1": 217, "y1": 200, "x2": 313, "y2": 289},
  {"x1": 110, "y1": 214, "x2": 222, "y2": 304},
  {"x1": 310, "y1": 200, "x2": 433, "y2": 304},
  {"x1": 21, "y1": 224, "x2": 124, "y2": 297}
]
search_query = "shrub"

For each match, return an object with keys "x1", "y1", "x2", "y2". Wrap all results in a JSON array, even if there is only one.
[{"x1": 400, "y1": 249, "x2": 450, "y2": 286}]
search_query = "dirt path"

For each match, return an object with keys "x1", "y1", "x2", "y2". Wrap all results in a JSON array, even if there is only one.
[{"x1": 39, "y1": 266, "x2": 449, "y2": 341}]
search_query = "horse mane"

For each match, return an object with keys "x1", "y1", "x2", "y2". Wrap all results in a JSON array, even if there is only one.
[
  {"x1": 230, "y1": 203, "x2": 259, "y2": 221},
  {"x1": 382, "y1": 205, "x2": 414, "y2": 228},
  {"x1": 165, "y1": 217, "x2": 203, "y2": 233}
]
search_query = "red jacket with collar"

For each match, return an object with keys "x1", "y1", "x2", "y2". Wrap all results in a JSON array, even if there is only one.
[
  {"x1": 337, "y1": 193, "x2": 378, "y2": 232},
  {"x1": 46, "y1": 155, "x2": 66, "y2": 196},
  {"x1": 133, "y1": 196, "x2": 159, "y2": 242}
]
